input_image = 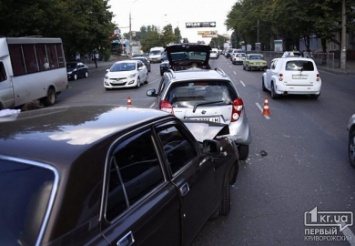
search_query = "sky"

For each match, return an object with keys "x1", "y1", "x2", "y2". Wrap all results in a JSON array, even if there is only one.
[{"x1": 109, "y1": 0, "x2": 237, "y2": 43}]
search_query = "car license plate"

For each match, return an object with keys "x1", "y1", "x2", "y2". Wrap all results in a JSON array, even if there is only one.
[
  {"x1": 188, "y1": 117, "x2": 220, "y2": 123},
  {"x1": 292, "y1": 74, "x2": 308, "y2": 79}
]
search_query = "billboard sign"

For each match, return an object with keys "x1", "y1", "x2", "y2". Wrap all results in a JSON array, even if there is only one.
[{"x1": 186, "y1": 22, "x2": 216, "y2": 28}]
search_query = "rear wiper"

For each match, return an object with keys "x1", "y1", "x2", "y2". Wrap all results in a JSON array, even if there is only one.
[{"x1": 193, "y1": 100, "x2": 224, "y2": 113}]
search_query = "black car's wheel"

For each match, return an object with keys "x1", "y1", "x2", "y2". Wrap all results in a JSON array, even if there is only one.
[
  {"x1": 271, "y1": 82, "x2": 279, "y2": 99},
  {"x1": 42, "y1": 87, "x2": 56, "y2": 106},
  {"x1": 219, "y1": 179, "x2": 231, "y2": 216},
  {"x1": 262, "y1": 77, "x2": 267, "y2": 92},
  {"x1": 73, "y1": 74, "x2": 78, "y2": 80},
  {"x1": 84, "y1": 71, "x2": 89, "y2": 78},
  {"x1": 349, "y1": 128, "x2": 355, "y2": 168},
  {"x1": 238, "y1": 145, "x2": 249, "y2": 160}
]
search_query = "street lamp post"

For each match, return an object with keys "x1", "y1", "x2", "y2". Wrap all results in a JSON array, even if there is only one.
[{"x1": 129, "y1": 12, "x2": 132, "y2": 57}]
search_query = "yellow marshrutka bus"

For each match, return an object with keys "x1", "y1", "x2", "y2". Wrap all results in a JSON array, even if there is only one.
[{"x1": 0, "y1": 37, "x2": 68, "y2": 109}]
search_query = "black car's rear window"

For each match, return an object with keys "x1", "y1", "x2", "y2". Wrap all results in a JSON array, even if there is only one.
[
  {"x1": 166, "y1": 80, "x2": 237, "y2": 106},
  {"x1": 286, "y1": 60, "x2": 314, "y2": 71},
  {"x1": 170, "y1": 51, "x2": 207, "y2": 62},
  {"x1": 0, "y1": 158, "x2": 55, "y2": 245}
]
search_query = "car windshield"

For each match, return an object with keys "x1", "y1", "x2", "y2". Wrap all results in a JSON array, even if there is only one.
[
  {"x1": 249, "y1": 55, "x2": 263, "y2": 60},
  {"x1": 286, "y1": 60, "x2": 314, "y2": 71},
  {"x1": 150, "y1": 51, "x2": 161, "y2": 55},
  {"x1": 67, "y1": 63, "x2": 77, "y2": 69},
  {"x1": 111, "y1": 63, "x2": 136, "y2": 72},
  {"x1": 0, "y1": 159, "x2": 55, "y2": 245},
  {"x1": 165, "y1": 81, "x2": 237, "y2": 107}
]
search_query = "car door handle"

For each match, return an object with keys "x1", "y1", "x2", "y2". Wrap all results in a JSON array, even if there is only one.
[
  {"x1": 117, "y1": 231, "x2": 135, "y2": 246},
  {"x1": 180, "y1": 183, "x2": 190, "y2": 197}
]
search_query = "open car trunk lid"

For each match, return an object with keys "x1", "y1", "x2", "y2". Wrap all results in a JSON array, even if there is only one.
[{"x1": 165, "y1": 43, "x2": 211, "y2": 68}]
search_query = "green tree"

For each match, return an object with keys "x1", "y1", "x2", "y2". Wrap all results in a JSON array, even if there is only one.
[{"x1": 0, "y1": 0, "x2": 115, "y2": 60}]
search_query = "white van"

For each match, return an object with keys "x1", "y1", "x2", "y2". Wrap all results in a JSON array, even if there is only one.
[
  {"x1": 149, "y1": 47, "x2": 164, "y2": 63},
  {"x1": 0, "y1": 37, "x2": 68, "y2": 109}
]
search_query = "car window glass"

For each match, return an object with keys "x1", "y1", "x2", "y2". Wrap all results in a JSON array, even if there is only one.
[
  {"x1": 286, "y1": 61, "x2": 314, "y2": 71},
  {"x1": 106, "y1": 129, "x2": 164, "y2": 221},
  {"x1": 166, "y1": 81, "x2": 235, "y2": 106},
  {"x1": 158, "y1": 76, "x2": 167, "y2": 94},
  {"x1": 0, "y1": 62, "x2": 7, "y2": 82},
  {"x1": 156, "y1": 125, "x2": 197, "y2": 175},
  {"x1": 0, "y1": 159, "x2": 55, "y2": 245}
]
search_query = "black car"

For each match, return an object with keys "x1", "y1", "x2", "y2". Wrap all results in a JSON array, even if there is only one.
[
  {"x1": 0, "y1": 105, "x2": 239, "y2": 246},
  {"x1": 66, "y1": 61, "x2": 89, "y2": 80},
  {"x1": 131, "y1": 56, "x2": 151, "y2": 72},
  {"x1": 160, "y1": 52, "x2": 169, "y2": 76}
]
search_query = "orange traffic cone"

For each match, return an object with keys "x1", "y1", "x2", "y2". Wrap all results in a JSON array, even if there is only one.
[
  {"x1": 262, "y1": 97, "x2": 271, "y2": 116},
  {"x1": 127, "y1": 96, "x2": 132, "y2": 106}
]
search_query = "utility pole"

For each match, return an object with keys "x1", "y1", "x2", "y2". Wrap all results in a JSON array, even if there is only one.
[
  {"x1": 129, "y1": 12, "x2": 132, "y2": 58},
  {"x1": 340, "y1": 0, "x2": 346, "y2": 69}
]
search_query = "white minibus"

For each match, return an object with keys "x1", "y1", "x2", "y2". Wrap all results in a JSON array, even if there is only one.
[{"x1": 0, "y1": 37, "x2": 68, "y2": 109}]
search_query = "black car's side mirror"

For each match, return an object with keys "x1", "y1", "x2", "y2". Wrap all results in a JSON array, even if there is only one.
[{"x1": 203, "y1": 139, "x2": 221, "y2": 155}]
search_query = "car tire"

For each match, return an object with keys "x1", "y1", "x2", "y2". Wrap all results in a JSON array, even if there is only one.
[
  {"x1": 73, "y1": 74, "x2": 78, "y2": 80},
  {"x1": 219, "y1": 179, "x2": 231, "y2": 216},
  {"x1": 42, "y1": 87, "x2": 56, "y2": 106},
  {"x1": 238, "y1": 145, "x2": 249, "y2": 160},
  {"x1": 349, "y1": 128, "x2": 355, "y2": 168},
  {"x1": 309, "y1": 94, "x2": 319, "y2": 99},
  {"x1": 136, "y1": 78, "x2": 141, "y2": 88},
  {"x1": 262, "y1": 77, "x2": 267, "y2": 92},
  {"x1": 271, "y1": 82, "x2": 279, "y2": 99},
  {"x1": 84, "y1": 72, "x2": 89, "y2": 78}
]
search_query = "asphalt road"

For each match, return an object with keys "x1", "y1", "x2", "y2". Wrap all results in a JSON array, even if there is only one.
[{"x1": 57, "y1": 57, "x2": 355, "y2": 246}]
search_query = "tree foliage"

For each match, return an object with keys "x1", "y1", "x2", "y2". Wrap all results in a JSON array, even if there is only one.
[
  {"x1": 225, "y1": 0, "x2": 355, "y2": 51},
  {"x1": 0, "y1": 0, "x2": 115, "y2": 59}
]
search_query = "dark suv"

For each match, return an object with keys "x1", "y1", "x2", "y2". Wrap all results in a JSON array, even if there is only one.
[{"x1": 146, "y1": 44, "x2": 251, "y2": 160}]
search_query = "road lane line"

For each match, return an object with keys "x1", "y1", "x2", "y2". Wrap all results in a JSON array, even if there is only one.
[
  {"x1": 341, "y1": 223, "x2": 355, "y2": 246},
  {"x1": 239, "y1": 80, "x2": 246, "y2": 87},
  {"x1": 256, "y1": 102, "x2": 270, "y2": 120}
]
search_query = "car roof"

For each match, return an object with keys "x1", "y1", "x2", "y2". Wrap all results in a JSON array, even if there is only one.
[
  {"x1": 131, "y1": 56, "x2": 147, "y2": 60},
  {"x1": 114, "y1": 60, "x2": 140, "y2": 64},
  {"x1": 0, "y1": 105, "x2": 170, "y2": 168},
  {"x1": 165, "y1": 68, "x2": 231, "y2": 82}
]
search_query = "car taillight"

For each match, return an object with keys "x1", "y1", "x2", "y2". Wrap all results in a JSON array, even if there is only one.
[
  {"x1": 160, "y1": 100, "x2": 174, "y2": 114},
  {"x1": 278, "y1": 73, "x2": 283, "y2": 81},
  {"x1": 231, "y1": 98, "x2": 244, "y2": 122},
  {"x1": 316, "y1": 73, "x2": 320, "y2": 81}
]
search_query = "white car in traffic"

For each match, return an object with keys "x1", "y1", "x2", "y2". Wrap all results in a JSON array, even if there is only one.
[
  {"x1": 104, "y1": 60, "x2": 148, "y2": 89},
  {"x1": 262, "y1": 57, "x2": 321, "y2": 99}
]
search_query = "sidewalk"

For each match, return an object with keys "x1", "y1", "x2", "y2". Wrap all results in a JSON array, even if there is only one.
[
  {"x1": 86, "y1": 55, "x2": 126, "y2": 72},
  {"x1": 318, "y1": 61, "x2": 355, "y2": 75}
]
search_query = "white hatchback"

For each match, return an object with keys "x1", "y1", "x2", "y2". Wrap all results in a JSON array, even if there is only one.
[
  {"x1": 262, "y1": 57, "x2": 321, "y2": 99},
  {"x1": 104, "y1": 60, "x2": 148, "y2": 89}
]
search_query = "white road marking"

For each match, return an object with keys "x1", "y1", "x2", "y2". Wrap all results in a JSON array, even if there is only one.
[
  {"x1": 341, "y1": 223, "x2": 355, "y2": 246},
  {"x1": 239, "y1": 80, "x2": 246, "y2": 87}
]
